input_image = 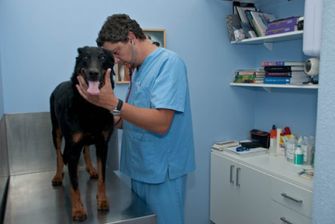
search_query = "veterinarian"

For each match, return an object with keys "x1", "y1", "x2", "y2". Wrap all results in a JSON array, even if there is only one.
[{"x1": 76, "y1": 13, "x2": 195, "y2": 224}]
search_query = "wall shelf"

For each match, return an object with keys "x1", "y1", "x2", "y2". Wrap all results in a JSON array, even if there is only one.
[
  {"x1": 230, "y1": 82, "x2": 318, "y2": 91},
  {"x1": 231, "y1": 30, "x2": 303, "y2": 45}
]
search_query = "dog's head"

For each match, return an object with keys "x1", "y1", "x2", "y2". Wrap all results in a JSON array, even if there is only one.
[{"x1": 71, "y1": 46, "x2": 115, "y2": 95}]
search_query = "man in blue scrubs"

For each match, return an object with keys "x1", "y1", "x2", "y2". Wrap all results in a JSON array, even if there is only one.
[{"x1": 76, "y1": 14, "x2": 195, "y2": 224}]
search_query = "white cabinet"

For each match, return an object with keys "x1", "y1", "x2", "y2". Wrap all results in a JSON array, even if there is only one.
[
  {"x1": 270, "y1": 202, "x2": 311, "y2": 224},
  {"x1": 210, "y1": 150, "x2": 313, "y2": 224},
  {"x1": 210, "y1": 151, "x2": 271, "y2": 224},
  {"x1": 210, "y1": 153, "x2": 237, "y2": 224},
  {"x1": 270, "y1": 177, "x2": 313, "y2": 224}
]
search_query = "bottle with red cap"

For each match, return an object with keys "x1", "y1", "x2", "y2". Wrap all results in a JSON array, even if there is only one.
[{"x1": 269, "y1": 125, "x2": 277, "y2": 155}]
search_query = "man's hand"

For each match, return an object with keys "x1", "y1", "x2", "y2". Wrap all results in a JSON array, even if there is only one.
[{"x1": 76, "y1": 68, "x2": 118, "y2": 111}]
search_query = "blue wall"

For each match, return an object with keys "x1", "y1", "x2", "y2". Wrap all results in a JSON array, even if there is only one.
[
  {"x1": 0, "y1": 50, "x2": 3, "y2": 118},
  {"x1": 0, "y1": 5, "x2": 3, "y2": 118},
  {"x1": 0, "y1": 0, "x2": 325, "y2": 223},
  {"x1": 252, "y1": 0, "x2": 316, "y2": 136},
  {"x1": 1, "y1": 1, "x2": 244, "y2": 223}
]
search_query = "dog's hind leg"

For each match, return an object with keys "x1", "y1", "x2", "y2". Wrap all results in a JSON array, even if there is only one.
[
  {"x1": 95, "y1": 139, "x2": 109, "y2": 211},
  {"x1": 83, "y1": 145, "x2": 98, "y2": 179},
  {"x1": 67, "y1": 142, "x2": 87, "y2": 221},
  {"x1": 51, "y1": 127, "x2": 65, "y2": 186}
]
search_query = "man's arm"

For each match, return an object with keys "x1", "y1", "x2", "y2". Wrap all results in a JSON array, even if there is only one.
[{"x1": 76, "y1": 69, "x2": 174, "y2": 135}]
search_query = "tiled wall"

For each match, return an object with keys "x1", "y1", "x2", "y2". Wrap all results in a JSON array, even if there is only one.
[{"x1": 5, "y1": 112, "x2": 119, "y2": 175}]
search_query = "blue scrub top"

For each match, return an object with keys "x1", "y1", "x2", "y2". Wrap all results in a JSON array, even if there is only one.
[{"x1": 120, "y1": 47, "x2": 196, "y2": 184}]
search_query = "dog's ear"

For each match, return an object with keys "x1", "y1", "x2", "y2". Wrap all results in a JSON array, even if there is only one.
[
  {"x1": 77, "y1": 46, "x2": 90, "y2": 55},
  {"x1": 103, "y1": 48, "x2": 114, "y2": 62},
  {"x1": 100, "y1": 49, "x2": 115, "y2": 89},
  {"x1": 77, "y1": 47, "x2": 84, "y2": 55},
  {"x1": 102, "y1": 49, "x2": 115, "y2": 70},
  {"x1": 72, "y1": 47, "x2": 87, "y2": 84}
]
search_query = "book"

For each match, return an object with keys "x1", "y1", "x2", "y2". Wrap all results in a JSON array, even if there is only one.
[
  {"x1": 264, "y1": 65, "x2": 292, "y2": 73},
  {"x1": 236, "y1": 70, "x2": 256, "y2": 75},
  {"x1": 264, "y1": 77, "x2": 290, "y2": 84},
  {"x1": 233, "y1": 1, "x2": 257, "y2": 38},
  {"x1": 261, "y1": 61, "x2": 305, "y2": 67},
  {"x1": 234, "y1": 70, "x2": 256, "y2": 83},
  {"x1": 267, "y1": 16, "x2": 299, "y2": 30},
  {"x1": 263, "y1": 65, "x2": 304, "y2": 73},
  {"x1": 250, "y1": 11, "x2": 276, "y2": 36},
  {"x1": 245, "y1": 10, "x2": 259, "y2": 37},
  {"x1": 266, "y1": 16, "x2": 299, "y2": 35},
  {"x1": 266, "y1": 26, "x2": 296, "y2": 35},
  {"x1": 224, "y1": 146, "x2": 268, "y2": 157},
  {"x1": 212, "y1": 141, "x2": 240, "y2": 151},
  {"x1": 233, "y1": 1, "x2": 255, "y2": 14},
  {"x1": 234, "y1": 75, "x2": 256, "y2": 83},
  {"x1": 265, "y1": 72, "x2": 291, "y2": 77}
]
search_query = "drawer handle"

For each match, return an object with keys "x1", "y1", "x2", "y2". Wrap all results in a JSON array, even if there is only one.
[
  {"x1": 230, "y1": 165, "x2": 234, "y2": 184},
  {"x1": 280, "y1": 217, "x2": 293, "y2": 224},
  {"x1": 281, "y1": 193, "x2": 303, "y2": 204},
  {"x1": 236, "y1": 167, "x2": 241, "y2": 187}
]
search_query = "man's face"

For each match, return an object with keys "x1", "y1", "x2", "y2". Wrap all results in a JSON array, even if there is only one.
[{"x1": 102, "y1": 41, "x2": 133, "y2": 65}]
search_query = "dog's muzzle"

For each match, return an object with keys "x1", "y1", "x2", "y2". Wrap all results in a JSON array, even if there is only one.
[{"x1": 81, "y1": 69, "x2": 101, "y2": 95}]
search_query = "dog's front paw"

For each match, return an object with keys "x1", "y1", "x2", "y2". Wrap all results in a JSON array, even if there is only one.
[
  {"x1": 97, "y1": 198, "x2": 109, "y2": 211},
  {"x1": 86, "y1": 167, "x2": 98, "y2": 179},
  {"x1": 72, "y1": 206, "x2": 87, "y2": 222},
  {"x1": 51, "y1": 173, "x2": 64, "y2": 186}
]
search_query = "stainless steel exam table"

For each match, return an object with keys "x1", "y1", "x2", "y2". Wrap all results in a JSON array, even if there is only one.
[
  {"x1": 1, "y1": 113, "x2": 156, "y2": 224},
  {"x1": 4, "y1": 171, "x2": 156, "y2": 224}
]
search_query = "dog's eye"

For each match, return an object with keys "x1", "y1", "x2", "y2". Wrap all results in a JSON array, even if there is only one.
[{"x1": 99, "y1": 55, "x2": 106, "y2": 61}]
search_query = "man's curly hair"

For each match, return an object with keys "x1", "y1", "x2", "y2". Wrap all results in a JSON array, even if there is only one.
[{"x1": 96, "y1": 14, "x2": 146, "y2": 47}]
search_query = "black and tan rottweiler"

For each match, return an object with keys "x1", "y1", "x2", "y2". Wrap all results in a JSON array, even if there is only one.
[{"x1": 50, "y1": 46, "x2": 115, "y2": 221}]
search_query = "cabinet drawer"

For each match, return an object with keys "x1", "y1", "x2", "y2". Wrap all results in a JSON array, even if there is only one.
[
  {"x1": 271, "y1": 201, "x2": 312, "y2": 224},
  {"x1": 271, "y1": 177, "x2": 312, "y2": 217}
]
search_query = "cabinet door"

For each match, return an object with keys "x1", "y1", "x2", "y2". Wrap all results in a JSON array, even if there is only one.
[
  {"x1": 236, "y1": 161, "x2": 271, "y2": 224},
  {"x1": 210, "y1": 153, "x2": 239, "y2": 224},
  {"x1": 210, "y1": 152, "x2": 271, "y2": 224}
]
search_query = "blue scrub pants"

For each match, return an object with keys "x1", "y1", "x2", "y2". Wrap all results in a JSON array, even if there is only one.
[{"x1": 131, "y1": 175, "x2": 186, "y2": 224}]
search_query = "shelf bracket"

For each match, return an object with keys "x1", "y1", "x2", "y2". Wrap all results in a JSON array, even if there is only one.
[
  {"x1": 263, "y1": 87, "x2": 272, "y2": 93},
  {"x1": 263, "y1": 42, "x2": 273, "y2": 51}
]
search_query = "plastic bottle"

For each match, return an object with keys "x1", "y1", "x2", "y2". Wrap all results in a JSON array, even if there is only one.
[
  {"x1": 301, "y1": 136, "x2": 313, "y2": 165},
  {"x1": 309, "y1": 136, "x2": 315, "y2": 167},
  {"x1": 276, "y1": 128, "x2": 283, "y2": 156},
  {"x1": 301, "y1": 136, "x2": 311, "y2": 165},
  {"x1": 285, "y1": 138, "x2": 296, "y2": 162},
  {"x1": 269, "y1": 125, "x2": 277, "y2": 155},
  {"x1": 297, "y1": 136, "x2": 303, "y2": 146},
  {"x1": 294, "y1": 145, "x2": 304, "y2": 165}
]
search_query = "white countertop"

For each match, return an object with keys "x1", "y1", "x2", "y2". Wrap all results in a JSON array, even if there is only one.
[{"x1": 211, "y1": 148, "x2": 313, "y2": 191}]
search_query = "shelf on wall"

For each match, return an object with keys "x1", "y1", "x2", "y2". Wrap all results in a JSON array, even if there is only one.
[
  {"x1": 231, "y1": 30, "x2": 303, "y2": 45},
  {"x1": 230, "y1": 82, "x2": 318, "y2": 91}
]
